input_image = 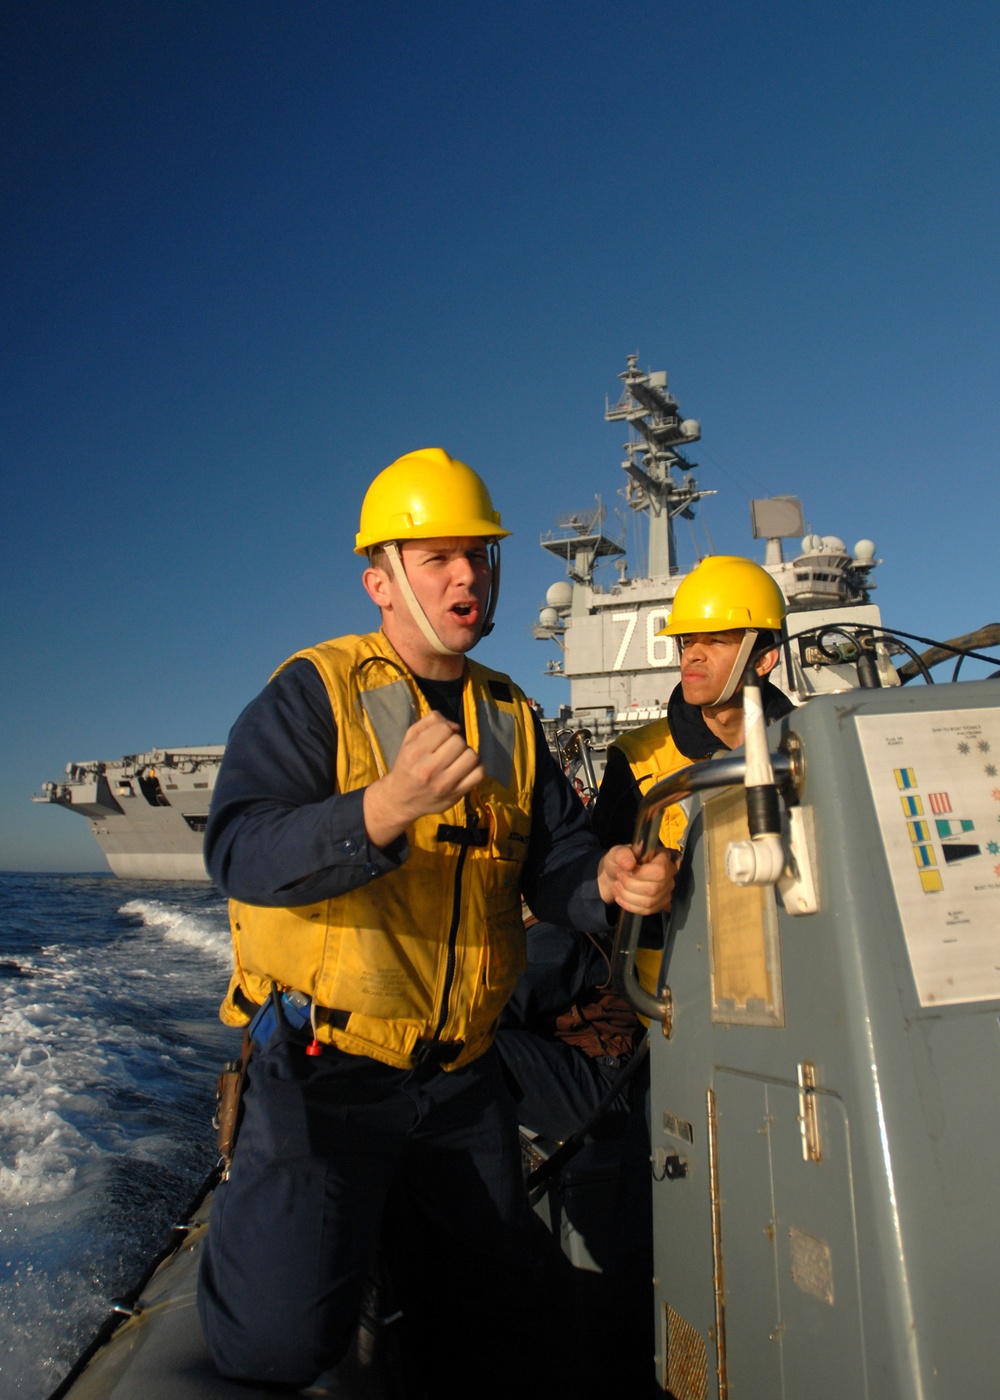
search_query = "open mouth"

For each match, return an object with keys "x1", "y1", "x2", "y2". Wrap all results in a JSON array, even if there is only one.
[{"x1": 451, "y1": 603, "x2": 479, "y2": 624}]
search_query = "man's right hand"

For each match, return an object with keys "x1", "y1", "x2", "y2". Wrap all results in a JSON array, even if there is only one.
[{"x1": 363, "y1": 711, "x2": 485, "y2": 848}]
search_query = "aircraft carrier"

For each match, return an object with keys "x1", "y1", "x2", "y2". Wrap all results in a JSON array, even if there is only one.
[
  {"x1": 34, "y1": 747, "x2": 226, "y2": 880},
  {"x1": 34, "y1": 353, "x2": 886, "y2": 880}
]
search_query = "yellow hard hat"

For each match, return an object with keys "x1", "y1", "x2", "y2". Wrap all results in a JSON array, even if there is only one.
[
  {"x1": 355, "y1": 447, "x2": 510, "y2": 555},
  {"x1": 660, "y1": 555, "x2": 786, "y2": 635}
]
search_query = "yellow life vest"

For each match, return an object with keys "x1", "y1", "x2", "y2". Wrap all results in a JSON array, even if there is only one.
[
  {"x1": 611, "y1": 719, "x2": 698, "y2": 1003},
  {"x1": 220, "y1": 631, "x2": 536, "y2": 1070},
  {"x1": 610, "y1": 718, "x2": 694, "y2": 854}
]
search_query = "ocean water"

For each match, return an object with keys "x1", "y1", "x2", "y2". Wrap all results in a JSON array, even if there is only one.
[{"x1": 0, "y1": 873, "x2": 234, "y2": 1400}]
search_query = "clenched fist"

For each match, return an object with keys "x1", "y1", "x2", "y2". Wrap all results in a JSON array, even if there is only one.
[{"x1": 363, "y1": 711, "x2": 485, "y2": 847}]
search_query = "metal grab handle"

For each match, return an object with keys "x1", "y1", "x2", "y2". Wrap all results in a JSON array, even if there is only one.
[
  {"x1": 611, "y1": 750, "x2": 796, "y2": 1023},
  {"x1": 557, "y1": 727, "x2": 599, "y2": 802}
]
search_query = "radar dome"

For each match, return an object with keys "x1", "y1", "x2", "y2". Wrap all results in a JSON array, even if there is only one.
[
  {"x1": 546, "y1": 581, "x2": 573, "y2": 610},
  {"x1": 853, "y1": 539, "x2": 876, "y2": 563},
  {"x1": 801, "y1": 534, "x2": 822, "y2": 554},
  {"x1": 680, "y1": 418, "x2": 701, "y2": 438},
  {"x1": 821, "y1": 535, "x2": 846, "y2": 553},
  {"x1": 539, "y1": 607, "x2": 560, "y2": 628}
]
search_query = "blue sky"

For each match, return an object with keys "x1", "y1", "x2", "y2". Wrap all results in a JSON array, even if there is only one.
[{"x1": 3, "y1": 0, "x2": 998, "y2": 872}]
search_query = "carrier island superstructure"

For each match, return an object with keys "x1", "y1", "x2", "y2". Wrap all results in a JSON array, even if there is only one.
[
  {"x1": 34, "y1": 353, "x2": 887, "y2": 879},
  {"x1": 531, "y1": 352, "x2": 884, "y2": 766}
]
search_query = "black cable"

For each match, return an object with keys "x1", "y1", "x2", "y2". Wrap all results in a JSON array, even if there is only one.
[{"x1": 794, "y1": 625, "x2": 935, "y2": 683}]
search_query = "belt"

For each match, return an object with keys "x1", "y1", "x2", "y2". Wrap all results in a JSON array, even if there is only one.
[{"x1": 232, "y1": 986, "x2": 464, "y2": 1065}]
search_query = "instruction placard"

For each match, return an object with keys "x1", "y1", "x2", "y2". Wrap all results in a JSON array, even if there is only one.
[{"x1": 855, "y1": 707, "x2": 1000, "y2": 1006}]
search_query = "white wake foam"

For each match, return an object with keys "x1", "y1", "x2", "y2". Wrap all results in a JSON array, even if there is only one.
[
  {"x1": 0, "y1": 1004, "x2": 103, "y2": 1205},
  {"x1": 118, "y1": 898, "x2": 232, "y2": 965}
]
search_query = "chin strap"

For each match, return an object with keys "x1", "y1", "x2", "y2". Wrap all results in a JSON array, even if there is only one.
[
  {"x1": 380, "y1": 541, "x2": 502, "y2": 657},
  {"x1": 710, "y1": 629, "x2": 759, "y2": 706},
  {"x1": 381, "y1": 542, "x2": 457, "y2": 656}
]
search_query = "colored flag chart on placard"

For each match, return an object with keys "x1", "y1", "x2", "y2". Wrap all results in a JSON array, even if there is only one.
[{"x1": 856, "y1": 707, "x2": 1000, "y2": 1006}]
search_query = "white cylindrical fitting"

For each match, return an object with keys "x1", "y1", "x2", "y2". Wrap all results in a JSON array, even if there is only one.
[{"x1": 726, "y1": 833, "x2": 786, "y2": 886}]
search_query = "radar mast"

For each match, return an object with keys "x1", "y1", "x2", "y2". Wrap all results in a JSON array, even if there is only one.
[{"x1": 606, "y1": 354, "x2": 712, "y2": 576}]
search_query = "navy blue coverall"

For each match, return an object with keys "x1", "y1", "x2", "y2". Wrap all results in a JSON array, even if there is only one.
[{"x1": 198, "y1": 660, "x2": 618, "y2": 1393}]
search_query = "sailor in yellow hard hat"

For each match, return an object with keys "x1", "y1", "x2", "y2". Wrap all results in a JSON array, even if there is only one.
[
  {"x1": 594, "y1": 553, "x2": 791, "y2": 852},
  {"x1": 354, "y1": 446, "x2": 509, "y2": 660},
  {"x1": 577, "y1": 555, "x2": 792, "y2": 1380},
  {"x1": 198, "y1": 447, "x2": 678, "y2": 1394}
]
